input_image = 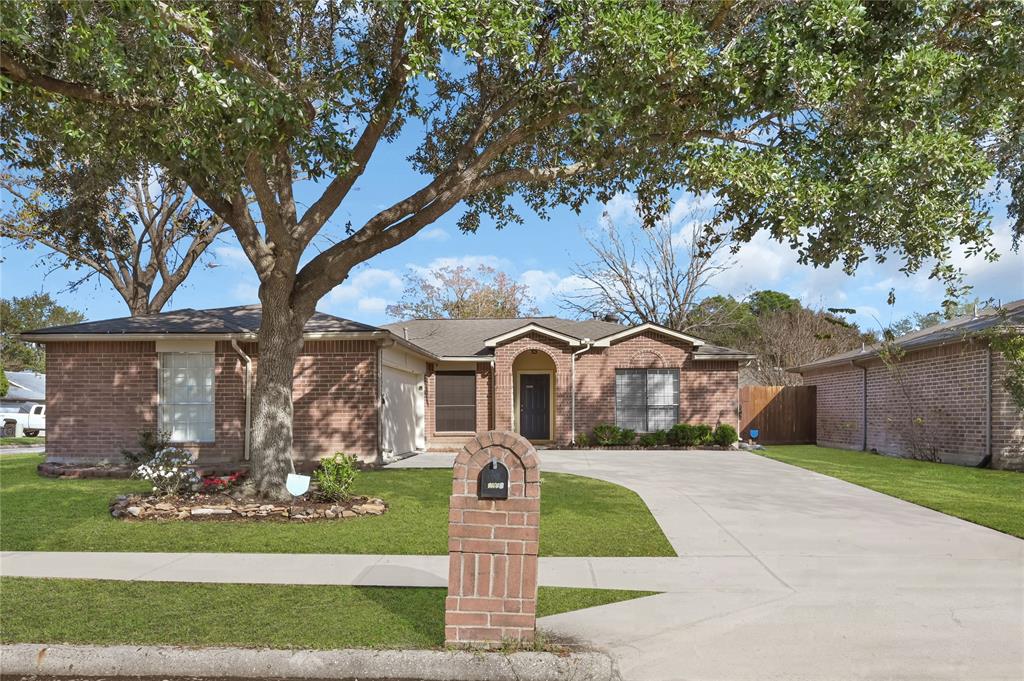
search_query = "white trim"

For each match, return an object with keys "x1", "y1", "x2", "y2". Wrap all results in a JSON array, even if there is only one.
[
  {"x1": 692, "y1": 354, "x2": 754, "y2": 361},
  {"x1": 592, "y1": 322, "x2": 705, "y2": 347},
  {"x1": 483, "y1": 324, "x2": 581, "y2": 348},
  {"x1": 437, "y1": 355, "x2": 496, "y2": 362},
  {"x1": 155, "y1": 339, "x2": 216, "y2": 353}
]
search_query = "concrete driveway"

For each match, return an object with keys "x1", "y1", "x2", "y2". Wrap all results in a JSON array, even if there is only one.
[{"x1": 532, "y1": 449, "x2": 1024, "y2": 681}]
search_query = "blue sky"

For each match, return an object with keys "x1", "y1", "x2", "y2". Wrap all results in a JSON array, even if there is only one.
[{"x1": 2, "y1": 127, "x2": 1022, "y2": 335}]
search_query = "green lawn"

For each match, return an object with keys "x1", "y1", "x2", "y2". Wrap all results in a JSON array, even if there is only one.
[
  {"x1": 0, "y1": 577, "x2": 655, "y2": 649},
  {"x1": 0, "y1": 436, "x2": 44, "y2": 446},
  {"x1": 755, "y1": 445, "x2": 1024, "y2": 539},
  {"x1": 0, "y1": 454, "x2": 674, "y2": 557}
]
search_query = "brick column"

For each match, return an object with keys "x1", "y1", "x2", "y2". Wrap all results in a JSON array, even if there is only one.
[{"x1": 445, "y1": 431, "x2": 540, "y2": 646}]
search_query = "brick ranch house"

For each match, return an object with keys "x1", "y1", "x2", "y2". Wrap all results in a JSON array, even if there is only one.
[
  {"x1": 23, "y1": 306, "x2": 753, "y2": 467},
  {"x1": 789, "y1": 299, "x2": 1024, "y2": 471}
]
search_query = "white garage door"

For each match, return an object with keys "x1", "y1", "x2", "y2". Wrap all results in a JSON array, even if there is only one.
[{"x1": 381, "y1": 365, "x2": 425, "y2": 460}]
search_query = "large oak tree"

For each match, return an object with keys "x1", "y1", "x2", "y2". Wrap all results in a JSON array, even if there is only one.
[{"x1": 2, "y1": 1, "x2": 1020, "y2": 497}]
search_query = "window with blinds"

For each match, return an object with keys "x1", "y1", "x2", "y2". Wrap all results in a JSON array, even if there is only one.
[
  {"x1": 615, "y1": 368, "x2": 679, "y2": 432},
  {"x1": 159, "y1": 353, "x2": 215, "y2": 442},
  {"x1": 435, "y1": 371, "x2": 476, "y2": 432}
]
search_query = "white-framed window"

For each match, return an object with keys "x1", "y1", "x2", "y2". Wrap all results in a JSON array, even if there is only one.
[
  {"x1": 615, "y1": 368, "x2": 679, "y2": 432},
  {"x1": 159, "y1": 352, "x2": 215, "y2": 442}
]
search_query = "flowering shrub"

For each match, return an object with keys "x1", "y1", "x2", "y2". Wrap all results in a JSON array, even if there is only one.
[
  {"x1": 134, "y1": 447, "x2": 200, "y2": 496},
  {"x1": 201, "y1": 471, "x2": 246, "y2": 493}
]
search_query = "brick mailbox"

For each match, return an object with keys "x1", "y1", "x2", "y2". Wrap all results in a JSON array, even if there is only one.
[{"x1": 445, "y1": 431, "x2": 540, "y2": 646}]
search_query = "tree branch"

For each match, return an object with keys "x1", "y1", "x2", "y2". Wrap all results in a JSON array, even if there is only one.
[{"x1": 0, "y1": 53, "x2": 162, "y2": 109}]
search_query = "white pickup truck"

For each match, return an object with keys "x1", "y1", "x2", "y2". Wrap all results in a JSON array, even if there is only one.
[{"x1": 1, "y1": 404, "x2": 46, "y2": 437}]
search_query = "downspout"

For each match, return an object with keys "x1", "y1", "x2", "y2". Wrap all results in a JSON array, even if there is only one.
[
  {"x1": 377, "y1": 338, "x2": 395, "y2": 466},
  {"x1": 986, "y1": 345, "x2": 993, "y2": 464},
  {"x1": 861, "y1": 364, "x2": 868, "y2": 452},
  {"x1": 230, "y1": 340, "x2": 252, "y2": 461},
  {"x1": 570, "y1": 340, "x2": 593, "y2": 445}
]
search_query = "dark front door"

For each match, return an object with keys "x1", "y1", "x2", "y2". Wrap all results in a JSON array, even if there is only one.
[{"x1": 519, "y1": 374, "x2": 551, "y2": 441}]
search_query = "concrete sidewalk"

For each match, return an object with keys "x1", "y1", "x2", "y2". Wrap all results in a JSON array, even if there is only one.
[{"x1": 0, "y1": 551, "x2": 779, "y2": 592}]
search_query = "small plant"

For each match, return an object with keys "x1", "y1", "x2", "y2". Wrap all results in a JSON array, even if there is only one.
[
  {"x1": 133, "y1": 447, "x2": 200, "y2": 496},
  {"x1": 201, "y1": 471, "x2": 246, "y2": 493},
  {"x1": 617, "y1": 428, "x2": 637, "y2": 445},
  {"x1": 591, "y1": 423, "x2": 622, "y2": 446},
  {"x1": 122, "y1": 430, "x2": 172, "y2": 466},
  {"x1": 314, "y1": 453, "x2": 359, "y2": 502},
  {"x1": 712, "y1": 424, "x2": 738, "y2": 447},
  {"x1": 575, "y1": 432, "x2": 590, "y2": 447}
]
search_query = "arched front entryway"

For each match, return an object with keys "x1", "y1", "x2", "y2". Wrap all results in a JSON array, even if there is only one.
[{"x1": 512, "y1": 348, "x2": 557, "y2": 443}]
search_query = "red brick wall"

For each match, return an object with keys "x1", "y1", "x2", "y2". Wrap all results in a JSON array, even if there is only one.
[
  {"x1": 801, "y1": 365, "x2": 865, "y2": 450},
  {"x1": 44, "y1": 339, "x2": 379, "y2": 465},
  {"x1": 421, "y1": 330, "x2": 741, "y2": 447},
  {"x1": 804, "y1": 340, "x2": 1024, "y2": 471},
  {"x1": 575, "y1": 331, "x2": 740, "y2": 438}
]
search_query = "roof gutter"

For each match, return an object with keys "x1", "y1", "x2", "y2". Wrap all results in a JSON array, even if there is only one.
[{"x1": 20, "y1": 330, "x2": 396, "y2": 344}]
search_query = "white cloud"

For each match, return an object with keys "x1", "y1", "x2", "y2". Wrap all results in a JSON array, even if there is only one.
[
  {"x1": 418, "y1": 227, "x2": 450, "y2": 242},
  {"x1": 601, "y1": 193, "x2": 637, "y2": 223},
  {"x1": 327, "y1": 267, "x2": 404, "y2": 304},
  {"x1": 520, "y1": 270, "x2": 589, "y2": 302},
  {"x1": 212, "y1": 246, "x2": 250, "y2": 269},
  {"x1": 708, "y1": 232, "x2": 793, "y2": 297},
  {"x1": 357, "y1": 297, "x2": 389, "y2": 313},
  {"x1": 410, "y1": 254, "x2": 512, "y2": 276}
]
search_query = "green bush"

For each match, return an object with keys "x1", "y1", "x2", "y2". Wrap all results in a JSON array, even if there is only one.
[
  {"x1": 692, "y1": 424, "x2": 713, "y2": 445},
  {"x1": 591, "y1": 423, "x2": 621, "y2": 446},
  {"x1": 313, "y1": 453, "x2": 359, "y2": 502},
  {"x1": 617, "y1": 428, "x2": 637, "y2": 445},
  {"x1": 667, "y1": 423, "x2": 697, "y2": 446},
  {"x1": 575, "y1": 432, "x2": 590, "y2": 447},
  {"x1": 712, "y1": 424, "x2": 738, "y2": 446},
  {"x1": 638, "y1": 430, "x2": 667, "y2": 447}
]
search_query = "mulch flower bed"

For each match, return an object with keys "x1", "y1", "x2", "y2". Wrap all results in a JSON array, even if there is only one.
[{"x1": 110, "y1": 493, "x2": 388, "y2": 522}]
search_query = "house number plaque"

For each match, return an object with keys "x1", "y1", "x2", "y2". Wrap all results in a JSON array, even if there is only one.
[{"x1": 478, "y1": 459, "x2": 510, "y2": 500}]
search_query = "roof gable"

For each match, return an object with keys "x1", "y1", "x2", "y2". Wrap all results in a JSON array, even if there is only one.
[
  {"x1": 483, "y1": 323, "x2": 583, "y2": 348},
  {"x1": 592, "y1": 322, "x2": 705, "y2": 347}
]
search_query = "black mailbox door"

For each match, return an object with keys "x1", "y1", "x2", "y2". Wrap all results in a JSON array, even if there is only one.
[{"x1": 519, "y1": 373, "x2": 550, "y2": 441}]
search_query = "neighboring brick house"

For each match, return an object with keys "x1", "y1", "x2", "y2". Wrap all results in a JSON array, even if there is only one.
[
  {"x1": 24, "y1": 306, "x2": 752, "y2": 466},
  {"x1": 789, "y1": 300, "x2": 1024, "y2": 471}
]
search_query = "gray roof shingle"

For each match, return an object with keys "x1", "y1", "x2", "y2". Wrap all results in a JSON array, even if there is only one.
[
  {"x1": 381, "y1": 316, "x2": 751, "y2": 359},
  {"x1": 24, "y1": 305, "x2": 379, "y2": 337},
  {"x1": 789, "y1": 298, "x2": 1024, "y2": 373}
]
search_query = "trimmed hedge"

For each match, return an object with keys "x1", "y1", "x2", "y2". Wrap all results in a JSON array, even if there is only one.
[{"x1": 582, "y1": 422, "x2": 737, "y2": 449}]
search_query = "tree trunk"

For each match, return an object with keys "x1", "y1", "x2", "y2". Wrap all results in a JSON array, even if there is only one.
[{"x1": 248, "y1": 281, "x2": 312, "y2": 500}]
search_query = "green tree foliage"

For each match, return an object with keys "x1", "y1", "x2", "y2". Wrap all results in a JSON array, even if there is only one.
[
  {"x1": 0, "y1": 364, "x2": 8, "y2": 397},
  {"x1": 3, "y1": 1, "x2": 1020, "y2": 495},
  {"x1": 748, "y1": 290, "x2": 799, "y2": 317},
  {"x1": 0, "y1": 293, "x2": 85, "y2": 372}
]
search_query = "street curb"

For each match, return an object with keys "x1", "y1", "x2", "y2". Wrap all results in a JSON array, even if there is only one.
[{"x1": 0, "y1": 643, "x2": 619, "y2": 681}]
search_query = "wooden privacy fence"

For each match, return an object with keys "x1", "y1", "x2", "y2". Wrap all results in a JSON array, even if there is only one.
[{"x1": 739, "y1": 386, "x2": 816, "y2": 444}]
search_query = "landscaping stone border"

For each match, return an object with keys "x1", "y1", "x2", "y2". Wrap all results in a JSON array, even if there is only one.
[
  {"x1": 37, "y1": 461, "x2": 134, "y2": 479},
  {"x1": 109, "y1": 494, "x2": 387, "y2": 521},
  {"x1": 1, "y1": 643, "x2": 619, "y2": 681}
]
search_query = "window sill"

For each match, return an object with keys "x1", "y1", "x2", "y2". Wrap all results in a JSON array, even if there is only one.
[{"x1": 433, "y1": 431, "x2": 478, "y2": 437}]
